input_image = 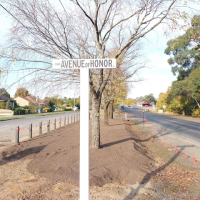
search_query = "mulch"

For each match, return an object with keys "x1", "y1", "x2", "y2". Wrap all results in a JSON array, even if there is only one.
[{"x1": 0, "y1": 119, "x2": 156, "y2": 187}]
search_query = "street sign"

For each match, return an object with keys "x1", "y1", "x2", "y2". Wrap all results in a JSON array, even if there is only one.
[
  {"x1": 163, "y1": 105, "x2": 166, "y2": 109},
  {"x1": 53, "y1": 58, "x2": 116, "y2": 200}
]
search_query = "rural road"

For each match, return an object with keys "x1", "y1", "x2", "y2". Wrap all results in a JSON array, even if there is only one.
[
  {"x1": 122, "y1": 107, "x2": 200, "y2": 161},
  {"x1": 0, "y1": 111, "x2": 80, "y2": 145}
]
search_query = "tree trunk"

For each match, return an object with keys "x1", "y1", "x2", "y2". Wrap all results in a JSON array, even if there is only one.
[
  {"x1": 108, "y1": 101, "x2": 113, "y2": 119},
  {"x1": 104, "y1": 101, "x2": 110, "y2": 126},
  {"x1": 90, "y1": 95, "x2": 101, "y2": 149}
]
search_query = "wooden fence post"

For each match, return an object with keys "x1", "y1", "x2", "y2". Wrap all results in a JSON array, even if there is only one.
[
  {"x1": 29, "y1": 124, "x2": 32, "y2": 138},
  {"x1": 67, "y1": 115, "x2": 69, "y2": 125},
  {"x1": 71, "y1": 115, "x2": 72, "y2": 123},
  {"x1": 15, "y1": 126, "x2": 20, "y2": 144},
  {"x1": 74, "y1": 114, "x2": 75, "y2": 122},
  {"x1": 39, "y1": 121, "x2": 42, "y2": 134}
]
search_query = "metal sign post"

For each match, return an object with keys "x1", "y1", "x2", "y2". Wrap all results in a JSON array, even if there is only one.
[
  {"x1": 53, "y1": 59, "x2": 116, "y2": 200},
  {"x1": 143, "y1": 111, "x2": 144, "y2": 127},
  {"x1": 163, "y1": 105, "x2": 166, "y2": 112}
]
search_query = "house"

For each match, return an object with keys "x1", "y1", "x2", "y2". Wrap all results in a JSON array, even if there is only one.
[
  {"x1": 14, "y1": 96, "x2": 46, "y2": 108},
  {"x1": 0, "y1": 95, "x2": 15, "y2": 108}
]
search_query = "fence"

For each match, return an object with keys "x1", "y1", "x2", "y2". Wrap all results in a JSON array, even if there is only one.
[{"x1": 14, "y1": 113, "x2": 80, "y2": 145}]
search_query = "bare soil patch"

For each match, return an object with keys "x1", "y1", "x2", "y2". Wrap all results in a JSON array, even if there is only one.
[{"x1": 0, "y1": 119, "x2": 158, "y2": 199}]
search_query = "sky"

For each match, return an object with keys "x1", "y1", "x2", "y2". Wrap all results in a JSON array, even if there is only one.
[{"x1": 0, "y1": 3, "x2": 189, "y2": 100}]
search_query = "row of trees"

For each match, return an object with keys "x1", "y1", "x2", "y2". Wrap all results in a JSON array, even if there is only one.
[
  {"x1": 1, "y1": 0, "x2": 199, "y2": 148},
  {"x1": 0, "y1": 87, "x2": 79, "y2": 110},
  {"x1": 135, "y1": 93, "x2": 157, "y2": 105},
  {"x1": 157, "y1": 15, "x2": 200, "y2": 117}
]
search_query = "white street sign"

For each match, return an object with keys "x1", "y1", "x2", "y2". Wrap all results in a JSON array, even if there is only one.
[
  {"x1": 163, "y1": 105, "x2": 166, "y2": 109},
  {"x1": 52, "y1": 59, "x2": 116, "y2": 69},
  {"x1": 52, "y1": 59, "x2": 116, "y2": 200}
]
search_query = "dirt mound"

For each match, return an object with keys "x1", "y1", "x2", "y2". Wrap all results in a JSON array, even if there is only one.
[{"x1": 0, "y1": 119, "x2": 156, "y2": 187}]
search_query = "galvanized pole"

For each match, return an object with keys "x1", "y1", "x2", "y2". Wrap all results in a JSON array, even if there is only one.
[
  {"x1": 64, "y1": 116, "x2": 66, "y2": 126},
  {"x1": 59, "y1": 117, "x2": 61, "y2": 128},
  {"x1": 29, "y1": 124, "x2": 32, "y2": 138},
  {"x1": 143, "y1": 111, "x2": 144, "y2": 127},
  {"x1": 15, "y1": 126, "x2": 20, "y2": 144},
  {"x1": 54, "y1": 118, "x2": 56, "y2": 130},
  {"x1": 47, "y1": 120, "x2": 50, "y2": 132},
  {"x1": 39, "y1": 121, "x2": 42, "y2": 134}
]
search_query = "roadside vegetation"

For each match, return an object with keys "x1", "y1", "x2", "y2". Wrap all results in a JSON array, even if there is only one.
[
  {"x1": 0, "y1": 87, "x2": 80, "y2": 116},
  {"x1": 156, "y1": 15, "x2": 200, "y2": 118}
]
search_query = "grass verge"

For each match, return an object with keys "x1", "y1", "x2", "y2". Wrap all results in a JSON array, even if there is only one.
[{"x1": 0, "y1": 117, "x2": 24, "y2": 121}]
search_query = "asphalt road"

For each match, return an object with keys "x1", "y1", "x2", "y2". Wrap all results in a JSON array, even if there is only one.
[
  {"x1": 0, "y1": 111, "x2": 80, "y2": 144},
  {"x1": 123, "y1": 107, "x2": 200, "y2": 161}
]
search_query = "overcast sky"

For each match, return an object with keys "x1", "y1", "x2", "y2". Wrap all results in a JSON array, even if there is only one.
[{"x1": 0, "y1": 4, "x2": 187, "y2": 100}]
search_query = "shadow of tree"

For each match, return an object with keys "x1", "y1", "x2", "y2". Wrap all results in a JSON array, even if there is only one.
[
  {"x1": 0, "y1": 145, "x2": 46, "y2": 166},
  {"x1": 123, "y1": 145, "x2": 194, "y2": 200}
]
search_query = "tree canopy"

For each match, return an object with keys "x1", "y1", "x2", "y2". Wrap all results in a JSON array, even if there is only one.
[
  {"x1": 14, "y1": 87, "x2": 30, "y2": 98},
  {"x1": 0, "y1": 88, "x2": 10, "y2": 98},
  {"x1": 164, "y1": 16, "x2": 200, "y2": 115},
  {"x1": 165, "y1": 15, "x2": 200, "y2": 81}
]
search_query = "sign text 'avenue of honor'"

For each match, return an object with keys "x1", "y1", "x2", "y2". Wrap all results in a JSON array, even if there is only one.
[{"x1": 52, "y1": 59, "x2": 116, "y2": 69}]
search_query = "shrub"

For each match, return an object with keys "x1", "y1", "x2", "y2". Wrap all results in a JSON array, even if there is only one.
[
  {"x1": 25, "y1": 109, "x2": 31, "y2": 114},
  {"x1": 192, "y1": 109, "x2": 200, "y2": 117},
  {"x1": 0, "y1": 102, "x2": 5, "y2": 109},
  {"x1": 6, "y1": 100, "x2": 11, "y2": 109},
  {"x1": 61, "y1": 106, "x2": 66, "y2": 111},
  {"x1": 14, "y1": 101, "x2": 18, "y2": 108},
  {"x1": 14, "y1": 108, "x2": 26, "y2": 115},
  {"x1": 66, "y1": 108, "x2": 72, "y2": 111},
  {"x1": 43, "y1": 107, "x2": 52, "y2": 112}
]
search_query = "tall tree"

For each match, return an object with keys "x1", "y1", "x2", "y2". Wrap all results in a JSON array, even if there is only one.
[
  {"x1": 144, "y1": 93, "x2": 157, "y2": 104},
  {"x1": 1, "y1": 0, "x2": 199, "y2": 148},
  {"x1": 0, "y1": 88, "x2": 10, "y2": 98},
  {"x1": 125, "y1": 99, "x2": 136, "y2": 105},
  {"x1": 165, "y1": 15, "x2": 200, "y2": 81},
  {"x1": 165, "y1": 15, "x2": 200, "y2": 114},
  {"x1": 14, "y1": 87, "x2": 30, "y2": 98}
]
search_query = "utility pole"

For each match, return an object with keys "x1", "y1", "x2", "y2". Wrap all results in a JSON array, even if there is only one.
[{"x1": 74, "y1": 93, "x2": 75, "y2": 112}]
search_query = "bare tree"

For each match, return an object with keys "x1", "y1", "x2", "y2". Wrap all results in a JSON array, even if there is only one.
[{"x1": 0, "y1": 0, "x2": 200, "y2": 148}]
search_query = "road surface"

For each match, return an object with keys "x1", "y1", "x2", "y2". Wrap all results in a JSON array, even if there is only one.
[{"x1": 122, "y1": 107, "x2": 200, "y2": 161}]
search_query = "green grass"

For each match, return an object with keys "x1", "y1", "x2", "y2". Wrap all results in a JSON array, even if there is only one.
[
  {"x1": 0, "y1": 117, "x2": 24, "y2": 121},
  {"x1": 22, "y1": 110, "x2": 79, "y2": 118}
]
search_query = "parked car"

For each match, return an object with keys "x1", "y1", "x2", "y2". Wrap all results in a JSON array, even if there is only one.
[{"x1": 142, "y1": 103, "x2": 152, "y2": 107}]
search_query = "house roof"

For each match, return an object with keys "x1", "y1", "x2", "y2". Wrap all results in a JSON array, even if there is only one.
[
  {"x1": 18, "y1": 96, "x2": 45, "y2": 104},
  {"x1": 0, "y1": 95, "x2": 15, "y2": 102}
]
